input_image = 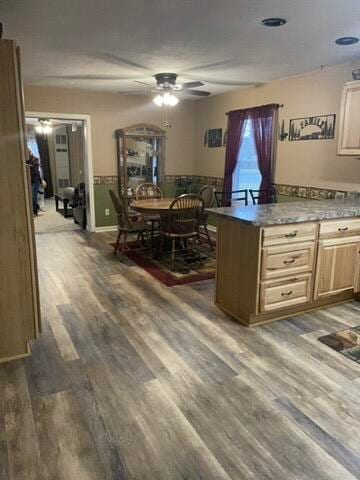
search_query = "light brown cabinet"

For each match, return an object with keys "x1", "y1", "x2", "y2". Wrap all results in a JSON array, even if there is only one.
[
  {"x1": 0, "y1": 39, "x2": 41, "y2": 362},
  {"x1": 338, "y1": 81, "x2": 360, "y2": 156},
  {"x1": 215, "y1": 216, "x2": 360, "y2": 327},
  {"x1": 261, "y1": 242, "x2": 315, "y2": 280},
  {"x1": 314, "y1": 237, "x2": 360, "y2": 299},
  {"x1": 260, "y1": 274, "x2": 312, "y2": 313}
]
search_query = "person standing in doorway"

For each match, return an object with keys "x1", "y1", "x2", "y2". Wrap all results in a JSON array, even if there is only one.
[{"x1": 26, "y1": 148, "x2": 42, "y2": 216}]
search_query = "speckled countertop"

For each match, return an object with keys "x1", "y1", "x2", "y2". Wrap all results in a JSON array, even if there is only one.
[{"x1": 207, "y1": 199, "x2": 360, "y2": 226}]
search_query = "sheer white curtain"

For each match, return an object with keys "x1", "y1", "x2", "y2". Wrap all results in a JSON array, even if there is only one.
[
  {"x1": 232, "y1": 119, "x2": 261, "y2": 195},
  {"x1": 27, "y1": 126, "x2": 40, "y2": 158}
]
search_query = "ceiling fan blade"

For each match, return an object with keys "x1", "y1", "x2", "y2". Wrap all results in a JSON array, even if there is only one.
[
  {"x1": 181, "y1": 60, "x2": 235, "y2": 73},
  {"x1": 184, "y1": 89, "x2": 211, "y2": 96},
  {"x1": 91, "y1": 53, "x2": 149, "y2": 71},
  {"x1": 118, "y1": 90, "x2": 149, "y2": 94},
  {"x1": 190, "y1": 78, "x2": 261, "y2": 87},
  {"x1": 46, "y1": 74, "x2": 139, "y2": 81},
  {"x1": 208, "y1": 80, "x2": 261, "y2": 86},
  {"x1": 134, "y1": 80, "x2": 154, "y2": 86},
  {"x1": 181, "y1": 81, "x2": 205, "y2": 89}
]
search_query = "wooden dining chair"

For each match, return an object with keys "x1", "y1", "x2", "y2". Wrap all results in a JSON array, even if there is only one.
[
  {"x1": 214, "y1": 189, "x2": 248, "y2": 207},
  {"x1": 135, "y1": 182, "x2": 163, "y2": 200},
  {"x1": 135, "y1": 182, "x2": 163, "y2": 243},
  {"x1": 249, "y1": 187, "x2": 277, "y2": 205},
  {"x1": 198, "y1": 185, "x2": 215, "y2": 249},
  {"x1": 160, "y1": 194, "x2": 204, "y2": 269},
  {"x1": 109, "y1": 189, "x2": 151, "y2": 254}
]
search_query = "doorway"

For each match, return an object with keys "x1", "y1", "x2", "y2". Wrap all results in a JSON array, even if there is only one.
[{"x1": 25, "y1": 112, "x2": 95, "y2": 232}]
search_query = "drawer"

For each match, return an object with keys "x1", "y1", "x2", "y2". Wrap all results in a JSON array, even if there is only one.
[
  {"x1": 319, "y1": 218, "x2": 360, "y2": 238},
  {"x1": 262, "y1": 223, "x2": 317, "y2": 246},
  {"x1": 261, "y1": 242, "x2": 315, "y2": 280},
  {"x1": 259, "y1": 274, "x2": 312, "y2": 313}
]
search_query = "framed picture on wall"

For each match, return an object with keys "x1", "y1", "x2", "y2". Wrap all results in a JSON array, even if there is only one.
[
  {"x1": 207, "y1": 128, "x2": 222, "y2": 148},
  {"x1": 203, "y1": 130, "x2": 208, "y2": 146},
  {"x1": 223, "y1": 129, "x2": 228, "y2": 146},
  {"x1": 288, "y1": 114, "x2": 336, "y2": 141}
]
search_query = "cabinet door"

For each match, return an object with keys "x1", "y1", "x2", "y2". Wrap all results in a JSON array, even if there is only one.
[
  {"x1": 314, "y1": 237, "x2": 360, "y2": 299},
  {"x1": 338, "y1": 81, "x2": 360, "y2": 155},
  {"x1": 0, "y1": 40, "x2": 41, "y2": 361}
]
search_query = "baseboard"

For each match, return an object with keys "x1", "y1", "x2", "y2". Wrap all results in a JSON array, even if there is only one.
[{"x1": 95, "y1": 225, "x2": 118, "y2": 232}]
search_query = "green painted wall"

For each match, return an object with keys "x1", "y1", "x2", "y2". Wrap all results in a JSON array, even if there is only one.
[
  {"x1": 162, "y1": 182, "x2": 177, "y2": 198},
  {"x1": 94, "y1": 184, "x2": 118, "y2": 227}
]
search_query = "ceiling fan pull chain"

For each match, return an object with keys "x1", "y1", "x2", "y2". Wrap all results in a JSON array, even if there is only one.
[{"x1": 164, "y1": 105, "x2": 171, "y2": 129}]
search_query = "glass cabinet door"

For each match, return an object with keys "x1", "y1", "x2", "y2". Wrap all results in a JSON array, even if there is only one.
[
  {"x1": 115, "y1": 124, "x2": 166, "y2": 202},
  {"x1": 125, "y1": 137, "x2": 160, "y2": 190}
]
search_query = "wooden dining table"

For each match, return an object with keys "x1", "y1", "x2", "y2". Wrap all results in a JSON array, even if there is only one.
[
  {"x1": 131, "y1": 198, "x2": 178, "y2": 256},
  {"x1": 131, "y1": 198, "x2": 176, "y2": 216}
]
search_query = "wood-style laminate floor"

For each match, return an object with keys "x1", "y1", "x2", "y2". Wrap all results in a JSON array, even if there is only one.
[{"x1": 1, "y1": 229, "x2": 360, "y2": 480}]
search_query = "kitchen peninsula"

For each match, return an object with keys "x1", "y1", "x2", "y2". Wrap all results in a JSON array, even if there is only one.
[{"x1": 209, "y1": 199, "x2": 360, "y2": 327}]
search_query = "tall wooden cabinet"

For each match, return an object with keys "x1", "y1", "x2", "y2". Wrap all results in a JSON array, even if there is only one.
[
  {"x1": 338, "y1": 81, "x2": 360, "y2": 155},
  {"x1": 0, "y1": 39, "x2": 41, "y2": 362},
  {"x1": 115, "y1": 124, "x2": 166, "y2": 201}
]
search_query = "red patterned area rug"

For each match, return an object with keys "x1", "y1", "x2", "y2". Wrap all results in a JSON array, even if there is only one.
[{"x1": 111, "y1": 239, "x2": 216, "y2": 287}]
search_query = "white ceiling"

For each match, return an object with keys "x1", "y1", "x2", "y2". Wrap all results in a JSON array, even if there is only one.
[{"x1": 2, "y1": 0, "x2": 360, "y2": 98}]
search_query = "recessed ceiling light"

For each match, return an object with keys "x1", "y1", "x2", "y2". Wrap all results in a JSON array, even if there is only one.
[
  {"x1": 261, "y1": 18, "x2": 287, "y2": 27},
  {"x1": 335, "y1": 36, "x2": 359, "y2": 45}
]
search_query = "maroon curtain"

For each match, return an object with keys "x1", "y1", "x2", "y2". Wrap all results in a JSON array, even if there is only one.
[
  {"x1": 36, "y1": 133, "x2": 54, "y2": 198},
  {"x1": 223, "y1": 109, "x2": 248, "y2": 197},
  {"x1": 250, "y1": 104, "x2": 278, "y2": 204}
]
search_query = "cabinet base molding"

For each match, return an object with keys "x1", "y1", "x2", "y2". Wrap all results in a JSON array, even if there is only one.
[
  {"x1": 0, "y1": 342, "x2": 31, "y2": 364},
  {"x1": 216, "y1": 290, "x2": 356, "y2": 327}
]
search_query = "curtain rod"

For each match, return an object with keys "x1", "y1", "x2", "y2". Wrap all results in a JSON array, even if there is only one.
[{"x1": 226, "y1": 104, "x2": 284, "y2": 115}]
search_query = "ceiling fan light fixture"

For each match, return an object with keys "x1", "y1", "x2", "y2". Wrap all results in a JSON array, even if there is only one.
[
  {"x1": 153, "y1": 92, "x2": 179, "y2": 107},
  {"x1": 163, "y1": 92, "x2": 179, "y2": 106},
  {"x1": 35, "y1": 119, "x2": 53, "y2": 134},
  {"x1": 170, "y1": 96, "x2": 179, "y2": 106},
  {"x1": 153, "y1": 94, "x2": 164, "y2": 106}
]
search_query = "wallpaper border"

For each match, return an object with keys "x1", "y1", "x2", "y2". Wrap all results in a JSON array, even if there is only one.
[{"x1": 93, "y1": 176, "x2": 360, "y2": 199}]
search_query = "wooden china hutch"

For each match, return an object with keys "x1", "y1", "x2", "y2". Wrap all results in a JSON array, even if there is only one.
[{"x1": 115, "y1": 123, "x2": 166, "y2": 204}]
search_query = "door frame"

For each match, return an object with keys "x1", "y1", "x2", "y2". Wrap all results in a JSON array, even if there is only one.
[{"x1": 26, "y1": 111, "x2": 95, "y2": 232}]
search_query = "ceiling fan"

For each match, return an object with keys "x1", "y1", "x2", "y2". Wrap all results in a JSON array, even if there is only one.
[{"x1": 119, "y1": 72, "x2": 211, "y2": 106}]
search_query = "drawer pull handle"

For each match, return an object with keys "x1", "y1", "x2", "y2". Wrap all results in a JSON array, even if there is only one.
[
  {"x1": 285, "y1": 231, "x2": 298, "y2": 238},
  {"x1": 283, "y1": 258, "x2": 296, "y2": 264},
  {"x1": 338, "y1": 227, "x2": 348, "y2": 231},
  {"x1": 281, "y1": 291, "x2": 293, "y2": 297}
]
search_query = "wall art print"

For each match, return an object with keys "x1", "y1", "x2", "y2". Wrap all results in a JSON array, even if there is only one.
[
  {"x1": 288, "y1": 114, "x2": 335, "y2": 141},
  {"x1": 223, "y1": 129, "x2": 228, "y2": 146},
  {"x1": 203, "y1": 130, "x2": 208, "y2": 147},
  {"x1": 207, "y1": 128, "x2": 223, "y2": 148}
]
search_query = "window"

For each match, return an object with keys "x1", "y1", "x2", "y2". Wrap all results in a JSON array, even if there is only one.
[
  {"x1": 232, "y1": 119, "x2": 261, "y2": 194},
  {"x1": 27, "y1": 138, "x2": 40, "y2": 158}
]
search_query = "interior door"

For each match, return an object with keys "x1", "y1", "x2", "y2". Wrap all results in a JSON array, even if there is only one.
[{"x1": 314, "y1": 237, "x2": 360, "y2": 299}]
